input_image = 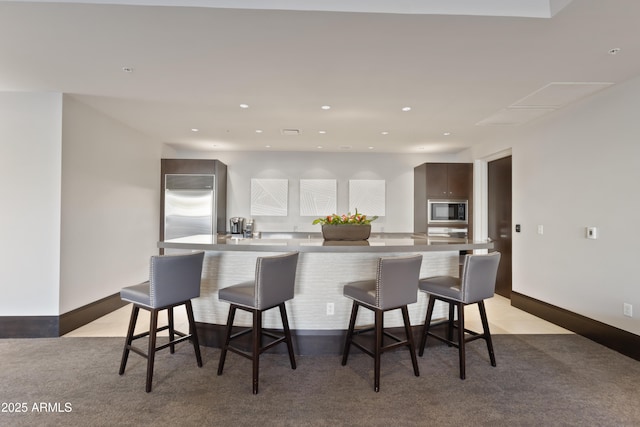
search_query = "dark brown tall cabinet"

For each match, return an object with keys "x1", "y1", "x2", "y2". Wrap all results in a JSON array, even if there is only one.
[{"x1": 414, "y1": 162, "x2": 473, "y2": 234}]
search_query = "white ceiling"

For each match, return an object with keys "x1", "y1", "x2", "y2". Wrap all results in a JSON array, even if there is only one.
[{"x1": 2, "y1": 0, "x2": 640, "y2": 153}]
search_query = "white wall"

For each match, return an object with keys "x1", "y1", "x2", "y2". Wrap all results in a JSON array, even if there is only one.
[
  {"x1": 59, "y1": 96, "x2": 161, "y2": 313},
  {"x1": 467, "y1": 75, "x2": 640, "y2": 335},
  {"x1": 0, "y1": 92, "x2": 62, "y2": 316},
  {"x1": 171, "y1": 150, "x2": 460, "y2": 233}
]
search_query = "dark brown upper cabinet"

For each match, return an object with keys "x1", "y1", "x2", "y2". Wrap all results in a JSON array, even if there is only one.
[{"x1": 426, "y1": 163, "x2": 472, "y2": 199}]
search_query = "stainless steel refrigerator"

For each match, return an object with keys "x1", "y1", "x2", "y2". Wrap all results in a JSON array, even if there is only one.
[{"x1": 164, "y1": 174, "x2": 216, "y2": 240}]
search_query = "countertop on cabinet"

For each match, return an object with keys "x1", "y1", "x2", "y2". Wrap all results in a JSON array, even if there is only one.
[{"x1": 158, "y1": 233, "x2": 493, "y2": 253}]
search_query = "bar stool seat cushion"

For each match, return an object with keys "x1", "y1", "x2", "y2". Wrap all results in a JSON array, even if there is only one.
[
  {"x1": 418, "y1": 276, "x2": 462, "y2": 301},
  {"x1": 120, "y1": 283, "x2": 152, "y2": 308},
  {"x1": 343, "y1": 280, "x2": 377, "y2": 307},
  {"x1": 218, "y1": 281, "x2": 255, "y2": 308}
]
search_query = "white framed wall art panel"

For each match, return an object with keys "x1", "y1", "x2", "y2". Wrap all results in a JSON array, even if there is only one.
[
  {"x1": 251, "y1": 178, "x2": 288, "y2": 216},
  {"x1": 299, "y1": 179, "x2": 337, "y2": 216},
  {"x1": 349, "y1": 180, "x2": 385, "y2": 216}
]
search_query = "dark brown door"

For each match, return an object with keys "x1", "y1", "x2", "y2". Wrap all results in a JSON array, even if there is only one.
[{"x1": 488, "y1": 156, "x2": 512, "y2": 298}]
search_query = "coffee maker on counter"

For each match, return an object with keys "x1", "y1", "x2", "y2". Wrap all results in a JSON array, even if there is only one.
[
  {"x1": 229, "y1": 217, "x2": 245, "y2": 236},
  {"x1": 244, "y1": 219, "x2": 254, "y2": 238}
]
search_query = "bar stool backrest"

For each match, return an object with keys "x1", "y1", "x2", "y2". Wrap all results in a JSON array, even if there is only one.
[
  {"x1": 376, "y1": 254, "x2": 423, "y2": 310},
  {"x1": 460, "y1": 252, "x2": 501, "y2": 304},
  {"x1": 149, "y1": 251, "x2": 205, "y2": 308},
  {"x1": 255, "y1": 252, "x2": 299, "y2": 310}
]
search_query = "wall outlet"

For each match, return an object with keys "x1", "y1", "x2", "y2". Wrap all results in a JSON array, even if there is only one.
[
  {"x1": 624, "y1": 303, "x2": 633, "y2": 317},
  {"x1": 326, "y1": 302, "x2": 335, "y2": 316}
]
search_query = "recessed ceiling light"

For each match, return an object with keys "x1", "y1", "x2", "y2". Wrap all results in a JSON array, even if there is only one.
[
  {"x1": 443, "y1": 132, "x2": 451, "y2": 136},
  {"x1": 381, "y1": 131, "x2": 389, "y2": 135},
  {"x1": 265, "y1": 145, "x2": 271, "y2": 148},
  {"x1": 255, "y1": 129, "x2": 263, "y2": 133},
  {"x1": 321, "y1": 105, "x2": 331, "y2": 110},
  {"x1": 191, "y1": 128, "x2": 199, "y2": 132},
  {"x1": 317, "y1": 146, "x2": 323, "y2": 149},
  {"x1": 609, "y1": 48, "x2": 621, "y2": 55},
  {"x1": 401, "y1": 107, "x2": 412, "y2": 112},
  {"x1": 240, "y1": 103, "x2": 249, "y2": 109},
  {"x1": 368, "y1": 146, "x2": 375, "y2": 150},
  {"x1": 122, "y1": 67, "x2": 134, "y2": 73},
  {"x1": 318, "y1": 130, "x2": 326, "y2": 134}
]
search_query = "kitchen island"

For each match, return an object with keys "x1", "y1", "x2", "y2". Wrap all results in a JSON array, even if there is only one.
[{"x1": 159, "y1": 233, "x2": 493, "y2": 354}]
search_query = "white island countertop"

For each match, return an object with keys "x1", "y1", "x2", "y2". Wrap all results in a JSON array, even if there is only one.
[{"x1": 158, "y1": 233, "x2": 494, "y2": 253}]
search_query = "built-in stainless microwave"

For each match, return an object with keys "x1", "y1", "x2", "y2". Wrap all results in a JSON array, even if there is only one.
[{"x1": 428, "y1": 200, "x2": 468, "y2": 224}]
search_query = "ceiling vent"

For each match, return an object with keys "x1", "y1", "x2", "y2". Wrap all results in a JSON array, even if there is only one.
[
  {"x1": 281, "y1": 129, "x2": 300, "y2": 135},
  {"x1": 476, "y1": 107, "x2": 555, "y2": 126},
  {"x1": 477, "y1": 82, "x2": 614, "y2": 126},
  {"x1": 512, "y1": 82, "x2": 613, "y2": 108}
]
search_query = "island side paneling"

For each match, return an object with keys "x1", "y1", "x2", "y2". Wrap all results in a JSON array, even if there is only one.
[{"x1": 191, "y1": 250, "x2": 458, "y2": 330}]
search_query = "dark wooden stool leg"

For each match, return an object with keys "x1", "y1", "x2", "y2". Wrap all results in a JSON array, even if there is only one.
[
  {"x1": 168, "y1": 307, "x2": 175, "y2": 354},
  {"x1": 401, "y1": 305, "x2": 420, "y2": 377},
  {"x1": 374, "y1": 309, "x2": 383, "y2": 392},
  {"x1": 447, "y1": 302, "x2": 455, "y2": 345},
  {"x1": 342, "y1": 302, "x2": 359, "y2": 365},
  {"x1": 419, "y1": 297, "x2": 435, "y2": 357},
  {"x1": 217, "y1": 305, "x2": 237, "y2": 375},
  {"x1": 279, "y1": 303, "x2": 296, "y2": 370},
  {"x1": 146, "y1": 309, "x2": 159, "y2": 393},
  {"x1": 185, "y1": 300, "x2": 202, "y2": 367},
  {"x1": 478, "y1": 300, "x2": 496, "y2": 367},
  {"x1": 252, "y1": 309, "x2": 262, "y2": 394},
  {"x1": 119, "y1": 305, "x2": 139, "y2": 375},
  {"x1": 457, "y1": 302, "x2": 466, "y2": 380}
]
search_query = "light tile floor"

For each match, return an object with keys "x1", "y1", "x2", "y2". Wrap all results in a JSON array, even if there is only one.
[
  {"x1": 463, "y1": 295, "x2": 571, "y2": 334},
  {"x1": 63, "y1": 294, "x2": 571, "y2": 337},
  {"x1": 64, "y1": 304, "x2": 192, "y2": 337}
]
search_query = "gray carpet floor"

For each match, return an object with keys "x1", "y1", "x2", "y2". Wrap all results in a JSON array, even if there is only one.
[{"x1": 1, "y1": 334, "x2": 639, "y2": 426}]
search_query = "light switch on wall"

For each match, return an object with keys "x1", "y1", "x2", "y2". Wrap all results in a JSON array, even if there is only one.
[
  {"x1": 537, "y1": 225, "x2": 544, "y2": 235},
  {"x1": 586, "y1": 227, "x2": 598, "y2": 239}
]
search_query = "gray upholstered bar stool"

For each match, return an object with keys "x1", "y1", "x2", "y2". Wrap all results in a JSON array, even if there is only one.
[
  {"x1": 119, "y1": 251, "x2": 205, "y2": 392},
  {"x1": 341, "y1": 254, "x2": 423, "y2": 392},
  {"x1": 418, "y1": 251, "x2": 501, "y2": 379},
  {"x1": 217, "y1": 252, "x2": 299, "y2": 394}
]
